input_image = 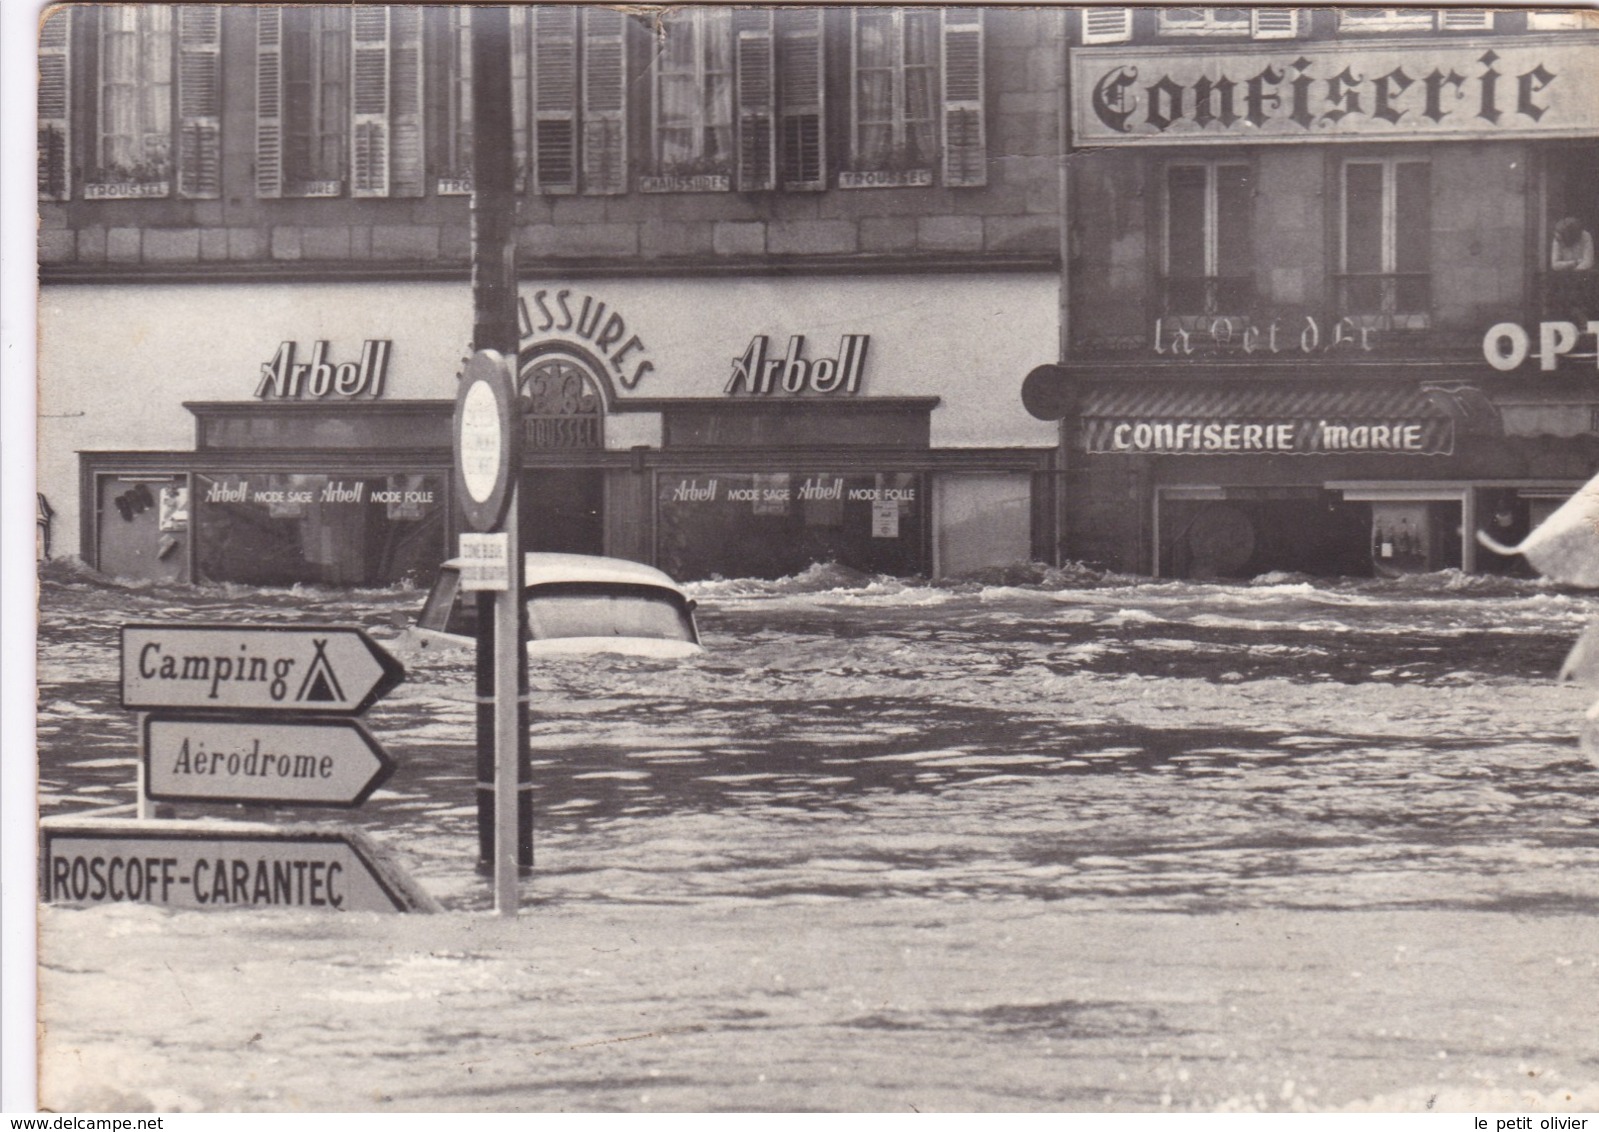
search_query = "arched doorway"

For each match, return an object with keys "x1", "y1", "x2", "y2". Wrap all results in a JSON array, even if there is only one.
[{"x1": 517, "y1": 352, "x2": 607, "y2": 556}]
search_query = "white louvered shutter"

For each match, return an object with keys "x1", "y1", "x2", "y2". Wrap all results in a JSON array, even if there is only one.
[
  {"x1": 735, "y1": 9, "x2": 775, "y2": 191},
  {"x1": 1251, "y1": 9, "x2": 1302, "y2": 39},
  {"x1": 1441, "y1": 10, "x2": 1493, "y2": 30},
  {"x1": 350, "y1": 6, "x2": 391, "y2": 197},
  {"x1": 177, "y1": 5, "x2": 221, "y2": 198},
  {"x1": 582, "y1": 8, "x2": 626, "y2": 195},
  {"x1": 389, "y1": 6, "x2": 423, "y2": 196},
  {"x1": 777, "y1": 7, "x2": 824, "y2": 191},
  {"x1": 1081, "y1": 8, "x2": 1133, "y2": 44},
  {"x1": 38, "y1": 6, "x2": 72, "y2": 201},
  {"x1": 941, "y1": 8, "x2": 985, "y2": 188},
  {"x1": 531, "y1": 6, "x2": 578, "y2": 193},
  {"x1": 255, "y1": 7, "x2": 282, "y2": 198}
]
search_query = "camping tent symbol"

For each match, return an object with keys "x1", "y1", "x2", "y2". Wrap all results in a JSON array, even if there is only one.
[{"x1": 295, "y1": 639, "x2": 347, "y2": 704}]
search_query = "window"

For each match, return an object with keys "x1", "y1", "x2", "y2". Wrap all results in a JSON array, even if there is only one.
[
  {"x1": 38, "y1": 7, "x2": 72, "y2": 201},
  {"x1": 256, "y1": 6, "x2": 423, "y2": 199},
  {"x1": 1163, "y1": 162, "x2": 1254, "y2": 316},
  {"x1": 846, "y1": 8, "x2": 986, "y2": 189},
  {"x1": 1158, "y1": 9, "x2": 1250, "y2": 35},
  {"x1": 439, "y1": 8, "x2": 472, "y2": 194},
  {"x1": 1528, "y1": 10, "x2": 1592, "y2": 29},
  {"x1": 1336, "y1": 10, "x2": 1436, "y2": 32},
  {"x1": 97, "y1": 6, "x2": 172, "y2": 192},
  {"x1": 509, "y1": 6, "x2": 628, "y2": 195},
  {"x1": 647, "y1": 8, "x2": 735, "y2": 190},
  {"x1": 1340, "y1": 158, "x2": 1431, "y2": 329}
]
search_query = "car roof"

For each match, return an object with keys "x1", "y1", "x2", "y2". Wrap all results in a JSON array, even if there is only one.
[{"x1": 441, "y1": 552, "x2": 691, "y2": 596}]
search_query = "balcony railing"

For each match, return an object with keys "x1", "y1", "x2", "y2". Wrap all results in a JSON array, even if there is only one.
[
  {"x1": 1536, "y1": 270, "x2": 1599, "y2": 325},
  {"x1": 1332, "y1": 272, "x2": 1431, "y2": 330},
  {"x1": 1159, "y1": 274, "x2": 1256, "y2": 319}
]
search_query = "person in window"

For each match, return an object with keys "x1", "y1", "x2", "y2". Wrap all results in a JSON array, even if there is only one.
[{"x1": 1549, "y1": 216, "x2": 1595, "y2": 323}]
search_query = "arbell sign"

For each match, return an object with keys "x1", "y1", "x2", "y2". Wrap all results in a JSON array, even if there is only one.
[{"x1": 1072, "y1": 38, "x2": 1598, "y2": 145}]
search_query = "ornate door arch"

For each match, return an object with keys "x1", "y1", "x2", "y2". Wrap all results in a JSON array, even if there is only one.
[{"x1": 519, "y1": 354, "x2": 605, "y2": 450}]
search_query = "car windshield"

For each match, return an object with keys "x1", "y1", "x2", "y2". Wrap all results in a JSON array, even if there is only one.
[
  {"x1": 422, "y1": 570, "x2": 696, "y2": 645},
  {"x1": 525, "y1": 584, "x2": 697, "y2": 643}
]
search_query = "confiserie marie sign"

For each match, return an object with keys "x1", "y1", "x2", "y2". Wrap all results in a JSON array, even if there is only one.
[{"x1": 1072, "y1": 38, "x2": 1599, "y2": 145}]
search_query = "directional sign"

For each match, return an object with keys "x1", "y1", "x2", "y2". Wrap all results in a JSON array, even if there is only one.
[
  {"x1": 142, "y1": 715, "x2": 395, "y2": 807},
  {"x1": 121, "y1": 624, "x2": 404, "y2": 714},
  {"x1": 41, "y1": 818, "x2": 439, "y2": 913}
]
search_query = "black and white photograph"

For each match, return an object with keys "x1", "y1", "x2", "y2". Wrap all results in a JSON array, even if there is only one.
[{"x1": 9, "y1": 0, "x2": 1599, "y2": 1116}]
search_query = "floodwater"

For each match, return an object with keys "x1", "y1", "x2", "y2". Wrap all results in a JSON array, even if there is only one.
[{"x1": 31, "y1": 561, "x2": 1599, "y2": 1112}]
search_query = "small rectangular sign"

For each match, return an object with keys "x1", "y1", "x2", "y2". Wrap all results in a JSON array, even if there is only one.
[
  {"x1": 41, "y1": 819, "x2": 439, "y2": 913},
  {"x1": 872, "y1": 500, "x2": 901, "y2": 538},
  {"x1": 458, "y1": 532, "x2": 511, "y2": 592}
]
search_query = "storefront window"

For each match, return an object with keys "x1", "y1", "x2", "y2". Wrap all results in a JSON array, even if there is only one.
[
  {"x1": 194, "y1": 473, "x2": 444, "y2": 587},
  {"x1": 656, "y1": 471, "x2": 925, "y2": 581}
]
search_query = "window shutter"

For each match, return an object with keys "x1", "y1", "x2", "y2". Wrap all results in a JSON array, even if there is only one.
[
  {"x1": 176, "y1": 5, "x2": 221, "y2": 199},
  {"x1": 350, "y1": 6, "x2": 391, "y2": 197},
  {"x1": 1251, "y1": 9, "x2": 1302, "y2": 39},
  {"x1": 581, "y1": 8, "x2": 626, "y2": 195},
  {"x1": 777, "y1": 7, "x2": 824, "y2": 191},
  {"x1": 389, "y1": 6, "x2": 423, "y2": 196},
  {"x1": 530, "y1": 6, "x2": 578, "y2": 193},
  {"x1": 255, "y1": 7, "x2": 283, "y2": 198},
  {"x1": 734, "y1": 9, "x2": 775, "y2": 191},
  {"x1": 38, "y1": 6, "x2": 72, "y2": 201},
  {"x1": 941, "y1": 8, "x2": 985, "y2": 188},
  {"x1": 1441, "y1": 9, "x2": 1493, "y2": 30},
  {"x1": 1081, "y1": 8, "x2": 1133, "y2": 44}
]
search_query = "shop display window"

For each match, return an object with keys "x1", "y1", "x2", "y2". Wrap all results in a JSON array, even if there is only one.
[
  {"x1": 657, "y1": 471, "x2": 924, "y2": 581},
  {"x1": 194, "y1": 472, "x2": 444, "y2": 587}
]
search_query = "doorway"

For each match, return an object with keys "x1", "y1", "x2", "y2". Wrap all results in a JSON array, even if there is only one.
[{"x1": 520, "y1": 467, "x2": 604, "y2": 556}]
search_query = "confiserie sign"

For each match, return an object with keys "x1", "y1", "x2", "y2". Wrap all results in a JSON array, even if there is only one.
[
  {"x1": 1073, "y1": 38, "x2": 1599, "y2": 145},
  {"x1": 1086, "y1": 417, "x2": 1454, "y2": 455}
]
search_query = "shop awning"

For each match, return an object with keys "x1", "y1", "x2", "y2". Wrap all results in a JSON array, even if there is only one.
[{"x1": 1074, "y1": 381, "x2": 1461, "y2": 456}]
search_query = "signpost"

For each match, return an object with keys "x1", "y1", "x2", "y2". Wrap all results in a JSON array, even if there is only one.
[
  {"x1": 41, "y1": 818, "x2": 439, "y2": 913},
  {"x1": 121, "y1": 624, "x2": 404, "y2": 714},
  {"x1": 142, "y1": 715, "x2": 394, "y2": 807}
]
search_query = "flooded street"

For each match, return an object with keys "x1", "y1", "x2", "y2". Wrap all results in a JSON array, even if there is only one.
[{"x1": 33, "y1": 563, "x2": 1599, "y2": 1111}]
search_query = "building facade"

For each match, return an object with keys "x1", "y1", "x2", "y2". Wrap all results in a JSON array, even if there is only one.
[
  {"x1": 37, "y1": 4, "x2": 1064, "y2": 585},
  {"x1": 38, "y1": 6, "x2": 1599, "y2": 586},
  {"x1": 1031, "y1": 6, "x2": 1599, "y2": 579}
]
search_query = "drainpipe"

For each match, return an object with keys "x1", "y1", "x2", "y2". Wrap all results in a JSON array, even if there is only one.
[{"x1": 1054, "y1": 8, "x2": 1073, "y2": 567}]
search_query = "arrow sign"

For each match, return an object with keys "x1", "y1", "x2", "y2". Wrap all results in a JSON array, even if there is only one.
[
  {"x1": 142, "y1": 715, "x2": 395, "y2": 807},
  {"x1": 122, "y1": 623, "x2": 404, "y2": 714},
  {"x1": 41, "y1": 817, "x2": 439, "y2": 913}
]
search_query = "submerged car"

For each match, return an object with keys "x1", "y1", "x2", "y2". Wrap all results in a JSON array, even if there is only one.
[{"x1": 404, "y1": 552, "x2": 703, "y2": 658}]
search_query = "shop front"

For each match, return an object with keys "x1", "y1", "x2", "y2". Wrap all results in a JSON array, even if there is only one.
[{"x1": 43, "y1": 272, "x2": 1059, "y2": 585}]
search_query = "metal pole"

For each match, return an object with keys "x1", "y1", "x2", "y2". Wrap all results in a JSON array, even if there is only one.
[{"x1": 470, "y1": 6, "x2": 528, "y2": 916}]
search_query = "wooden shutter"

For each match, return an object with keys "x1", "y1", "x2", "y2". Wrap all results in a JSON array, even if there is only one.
[
  {"x1": 38, "y1": 6, "x2": 72, "y2": 201},
  {"x1": 350, "y1": 6, "x2": 390, "y2": 197},
  {"x1": 177, "y1": 5, "x2": 221, "y2": 198},
  {"x1": 255, "y1": 7, "x2": 282, "y2": 198},
  {"x1": 530, "y1": 6, "x2": 578, "y2": 193},
  {"x1": 1251, "y1": 9, "x2": 1302, "y2": 39},
  {"x1": 1441, "y1": 9, "x2": 1493, "y2": 30},
  {"x1": 941, "y1": 8, "x2": 984, "y2": 188},
  {"x1": 1081, "y1": 8, "x2": 1133, "y2": 44},
  {"x1": 581, "y1": 8, "x2": 626, "y2": 195},
  {"x1": 777, "y1": 8, "x2": 824, "y2": 191},
  {"x1": 389, "y1": 6, "x2": 423, "y2": 196},
  {"x1": 735, "y1": 9, "x2": 775, "y2": 191}
]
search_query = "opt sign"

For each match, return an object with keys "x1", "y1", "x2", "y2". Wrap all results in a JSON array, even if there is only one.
[
  {"x1": 121, "y1": 624, "x2": 404, "y2": 714},
  {"x1": 454, "y1": 349, "x2": 518, "y2": 532},
  {"x1": 142, "y1": 715, "x2": 395, "y2": 807},
  {"x1": 41, "y1": 818, "x2": 439, "y2": 913}
]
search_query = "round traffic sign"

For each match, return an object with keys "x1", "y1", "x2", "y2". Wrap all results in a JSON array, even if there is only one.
[{"x1": 453, "y1": 350, "x2": 518, "y2": 532}]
